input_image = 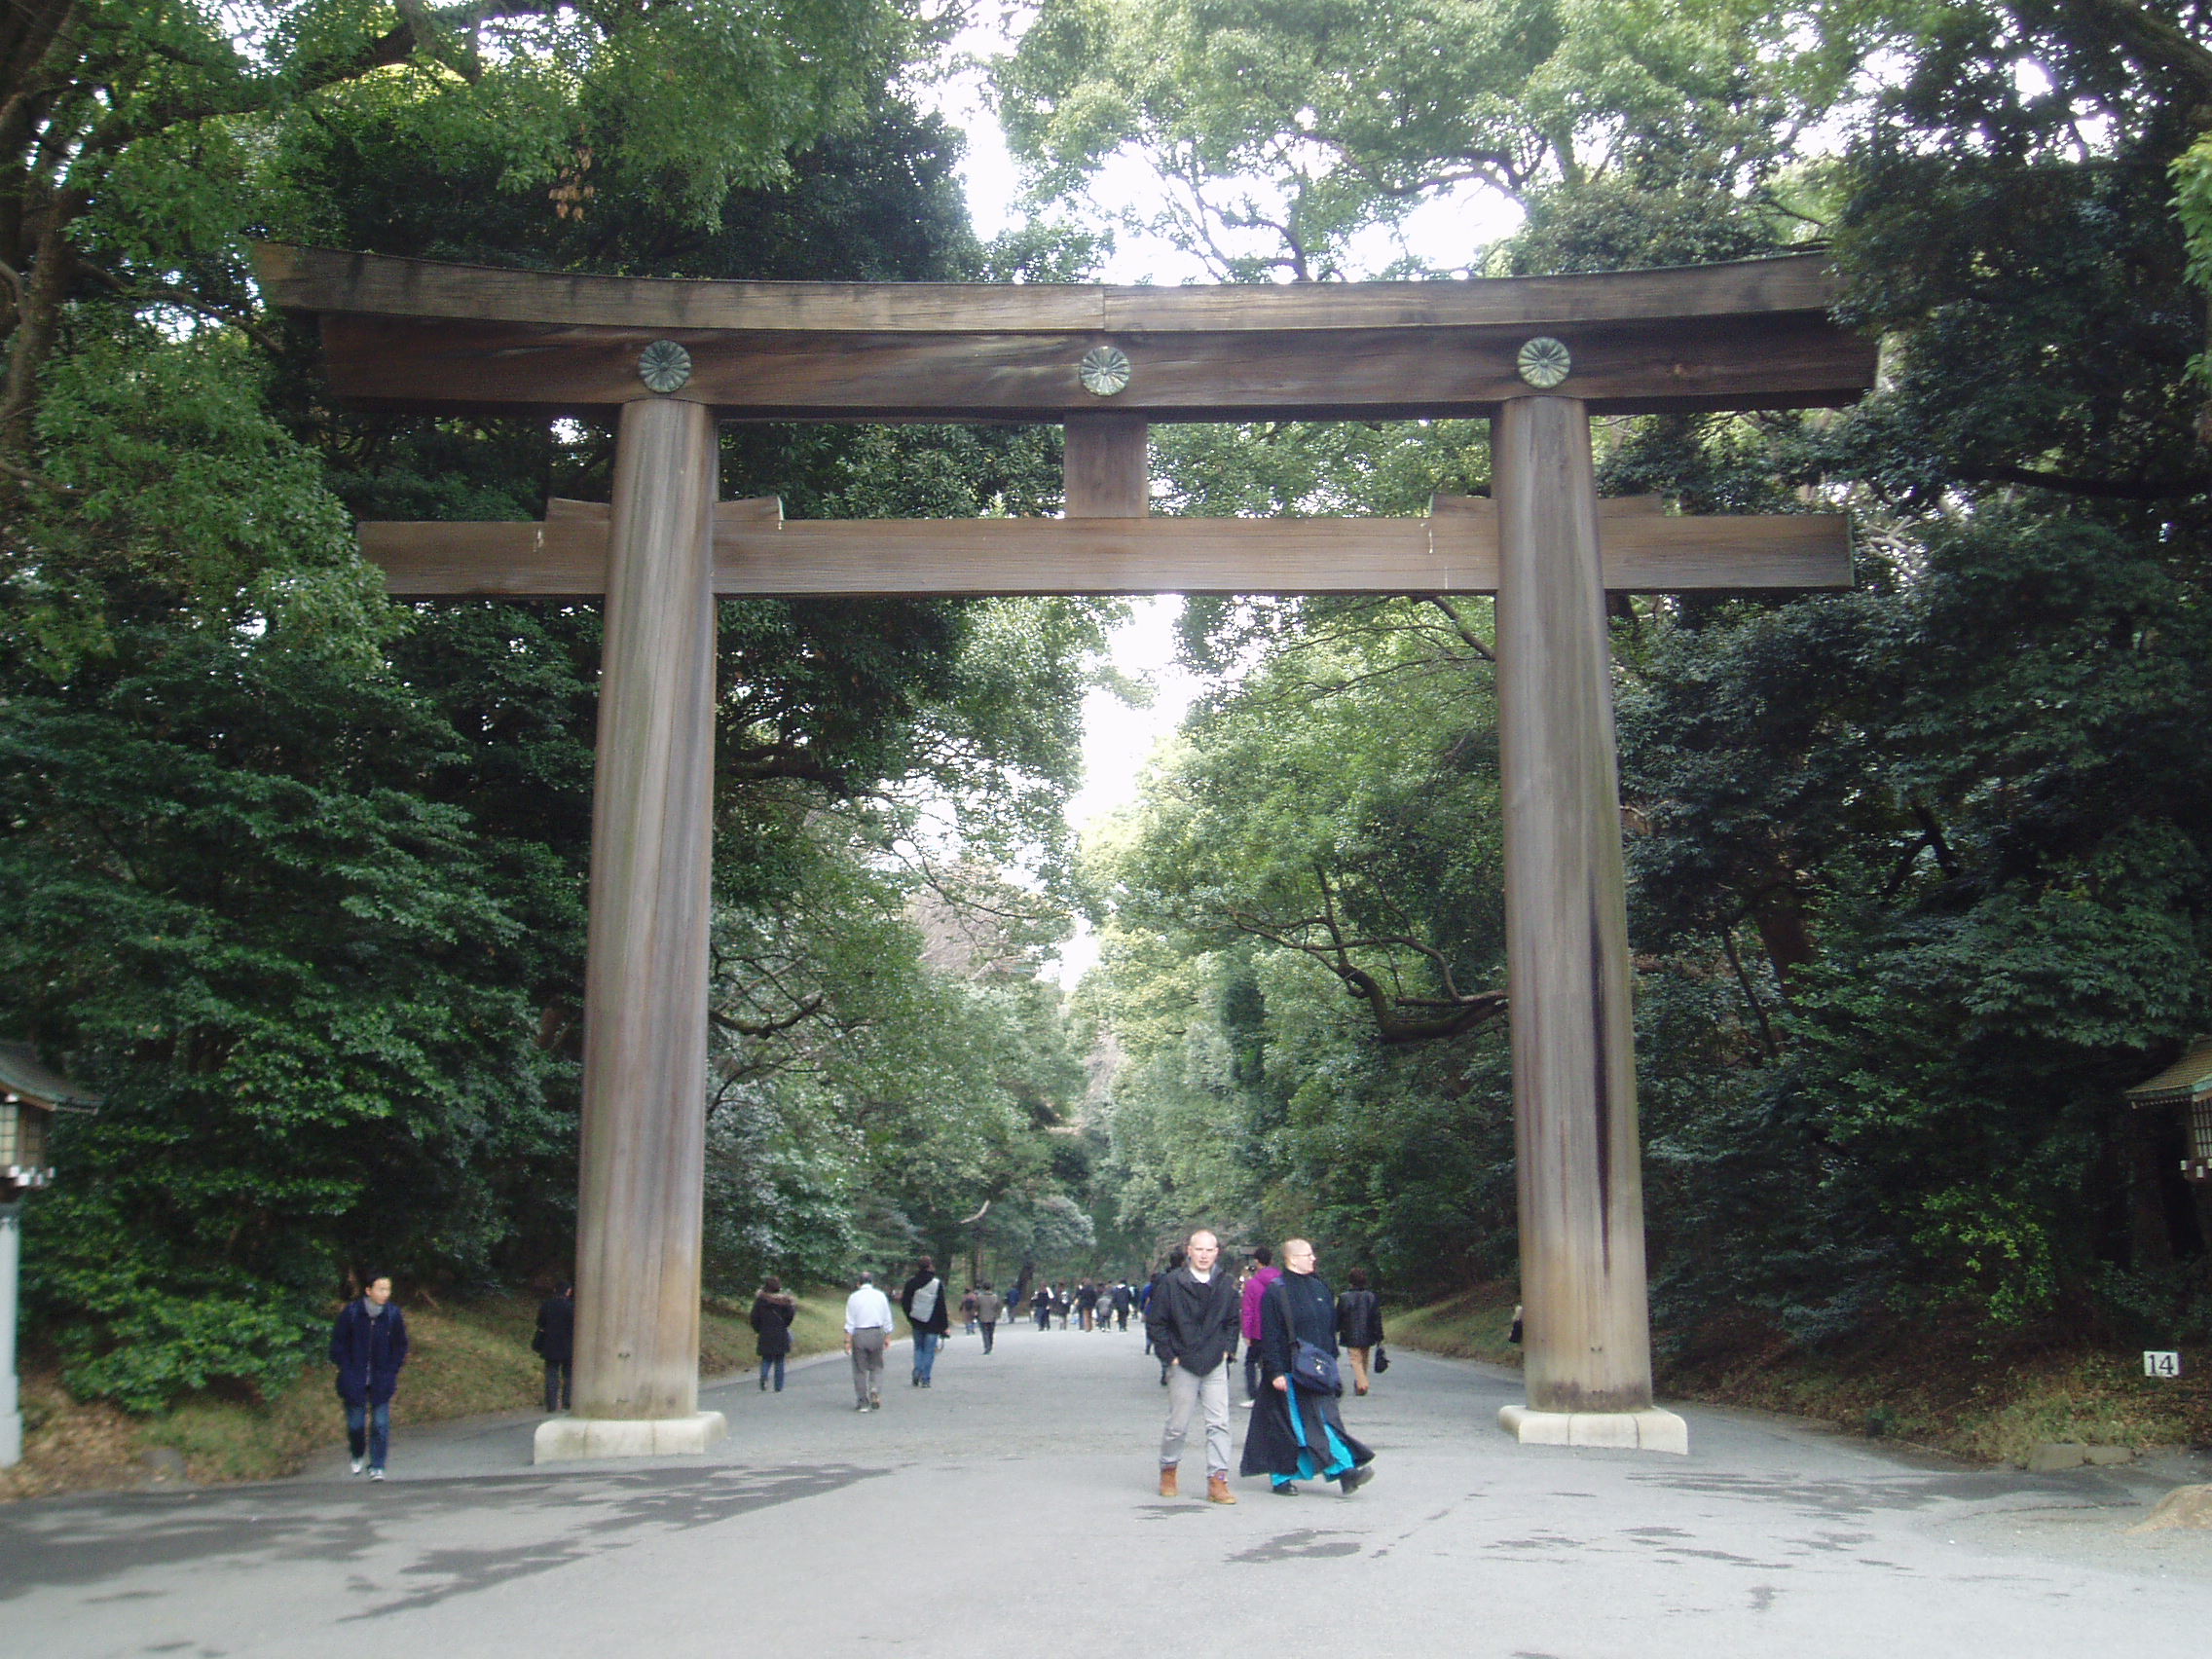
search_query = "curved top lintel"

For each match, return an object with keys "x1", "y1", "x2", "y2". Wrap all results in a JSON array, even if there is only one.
[{"x1": 252, "y1": 242, "x2": 1843, "y2": 338}]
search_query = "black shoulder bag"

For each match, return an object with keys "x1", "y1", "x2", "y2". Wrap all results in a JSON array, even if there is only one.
[{"x1": 1269, "y1": 1280, "x2": 1343, "y2": 1395}]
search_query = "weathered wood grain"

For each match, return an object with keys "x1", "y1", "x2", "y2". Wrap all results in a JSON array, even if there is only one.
[
  {"x1": 258, "y1": 241, "x2": 1841, "y2": 335},
  {"x1": 1494, "y1": 393, "x2": 1657, "y2": 1419},
  {"x1": 313, "y1": 310, "x2": 1876, "y2": 421},
  {"x1": 1064, "y1": 414, "x2": 1149, "y2": 516},
  {"x1": 360, "y1": 507, "x2": 1850, "y2": 597},
  {"x1": 363, "y1": 498, "x2": 778, "y2": 595},
  {"x1": 571, "y1": 397, "x2": 719, "y2": 1423}
]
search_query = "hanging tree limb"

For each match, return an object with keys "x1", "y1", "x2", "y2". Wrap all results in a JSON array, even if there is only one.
[{"x1": 1224, "y1": 868, "x2": 1506, "y2": 1045}]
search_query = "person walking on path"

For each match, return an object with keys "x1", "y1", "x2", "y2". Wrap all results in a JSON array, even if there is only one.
[
  {"x1": 532, "y1": 1281, "x2": 574, "y2": 1413},
  {"x1": 1145, "y1": 1229, "x2": 1242, "y2": 1504},
  {"x1": 901, "y1": 1256, "x2": 951, "y2": 1386},
  {"x1": 751, "y1": 1276, "x2": 797, "y2": 1392},
  {"x1": 1076, "y1": 1280, "x2": 1099, "y2": 1331},
  {"x1": 1238, "y1": 1245, "x2": 1280, "y2": 1408},
  {"x1": 1241, "y1": 1238, "x2": 1374, "y2": 1497},
  {"x1": 844, "y1": 1272, "x2": 896, "y2": 1411},
  {"x1": 1335, "y1": 1269, "x2": 1384, "y2": 1396},
  {"x1": 1034, "y1": 1285, "x2": 1052, "y2": 1331},
  {"x1": 1110, "y1": 1279, "x2": 1132, "y2": 1331},
  {"x1": 961, "y1": 1286, "x2": 980, "y2": 1336},
  {"x1": 974, "y1": 1282, "x2": 1005, "y2": 1353},
  {"x1": 329, "y1": 1273, "x2": 409, "y2": 1480}
]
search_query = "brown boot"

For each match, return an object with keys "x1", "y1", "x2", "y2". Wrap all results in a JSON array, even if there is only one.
[
  {"x1": 1207, "y1": 1474, "x2": 1237, "y2": 1505},
  {"x1": 1159, "y1": 1465, "x2": 1179, "y2": 1498}
]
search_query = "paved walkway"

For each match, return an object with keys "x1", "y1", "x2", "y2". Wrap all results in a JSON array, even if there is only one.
[{"x1": 3, "y1": 1319, "x2": 2207, "y2": 1657}]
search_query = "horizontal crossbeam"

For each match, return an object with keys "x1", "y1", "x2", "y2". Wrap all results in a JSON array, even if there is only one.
[
  {"x1": 314, "y1": 313, "x2": 1869, "y2": 423},
  {"x1": 262, "y1": 244, "x2": 1843, "y2": 336},
  {"x1": 359, "y1": 498, "x2": 1851, "y2": 598},
  {"x1": 257, "y1": 246, "x2": 1876, "y2": 421}
]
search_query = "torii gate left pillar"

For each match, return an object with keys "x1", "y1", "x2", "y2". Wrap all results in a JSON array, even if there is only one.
[{"x1": 536, "y1": 395, "x2": 728, "y2": 1461}]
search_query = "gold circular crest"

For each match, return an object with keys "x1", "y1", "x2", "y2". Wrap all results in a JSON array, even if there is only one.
[
  {"x1": 1079, "y1": 346, "x2": 1132, "y2": 397},
  {"x1": 638, "y1": 340, "x2": 693, "y2": 394},
  {"x1": 1516, "y1": 337, "x2": 1571, "y2": 389}
]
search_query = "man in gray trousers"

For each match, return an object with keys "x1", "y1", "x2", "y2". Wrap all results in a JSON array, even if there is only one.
[
  {"x1": 843, "y1": 1272, "x2": 897, "y2": 1411},
  {"x1": 1143, "y1": 1228, "x2": 1242, "y2": 1504}
]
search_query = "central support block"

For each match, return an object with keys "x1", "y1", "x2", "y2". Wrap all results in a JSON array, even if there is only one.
[
  {"x1": 1498, "y1": 1404, "x2": 1688, "y2": 1455},
  {"x1": 533, "y1": 1411, "x2": 729, "y2": 1463}
]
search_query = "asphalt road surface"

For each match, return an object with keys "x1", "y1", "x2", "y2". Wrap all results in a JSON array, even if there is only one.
[{"x1": 5, "y1": 1317, "x2": 2208, "y2": 1658}]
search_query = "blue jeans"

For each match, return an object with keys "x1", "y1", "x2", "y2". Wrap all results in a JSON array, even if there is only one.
[
  {"x1": 912, "y1": 1331, "x2": 941, "y2": 1383},
  {"x1": 345, "y1": 1401, "x2": 391, "y2": 1470},
  {"x1": 758, "y1": 1354, "x2": 786, "y2": 1390}
]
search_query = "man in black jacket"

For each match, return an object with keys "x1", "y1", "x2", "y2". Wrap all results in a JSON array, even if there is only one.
[
  {"x1": 1143, "y1": 1229, "x2": 1241, "y2": 1504},
  {"x1": 533, "y1": 1281, "x2": 574, "y2": 1413},
  {"x1": 329, "y1": 1274, "x2": 410, "y2": 1480},
  {"x1": 900, "y1": 1256, "x2": 951, "y2": 1387}
]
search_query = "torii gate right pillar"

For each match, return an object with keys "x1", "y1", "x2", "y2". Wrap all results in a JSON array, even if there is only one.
[{"x1": 1493, "y1": 394, "x2": 1687, "y2": 1454}]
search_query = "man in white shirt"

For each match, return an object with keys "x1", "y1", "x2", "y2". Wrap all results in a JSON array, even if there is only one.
[{"x1": 843, "y1": 1272, "x2": 897, "y2": 1411}]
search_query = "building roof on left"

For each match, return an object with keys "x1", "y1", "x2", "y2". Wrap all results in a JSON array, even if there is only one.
[{"x1": 0, "y1": 1042, "x2": 101, "y2": 1111}]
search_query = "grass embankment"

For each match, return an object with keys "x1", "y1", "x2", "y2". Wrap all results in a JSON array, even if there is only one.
[
  {"x1": 0, "y1": 1286, "x2": 850, "y2": 1502},
  {"x1": 1383, "y1": 1283, "x2": 1525, "y2": 1366},
  {"x1": 1386, "y1": 1282, "x2": 2212, "y2": 1464}
]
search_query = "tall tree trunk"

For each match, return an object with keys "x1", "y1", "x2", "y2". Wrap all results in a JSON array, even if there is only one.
[
  {"x1": 1747, "y1": 868, "x2": 1817, "y2": 999},
  {"x1": 2125, "y1": 1106, "x2": 2177, "y2": 1270},
  {"x1": 0, "y1": 0, "x2": 78, "y2": 280},
  {"x1": 0, "y1": 181, "x2": 87, "y2": 460}
]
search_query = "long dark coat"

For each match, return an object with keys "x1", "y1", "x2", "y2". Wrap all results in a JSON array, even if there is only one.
[
  {"x1": 329, "y1": 1299, "x2": 410, "y2": 1407},
  {"x1": 1238, "y1": 1271, "x2": 1374, "y2": 1481},
  {"x1": 533, "y1": 1292, "x2": 574, "y2": 1365},
  {"x1": 750, "y1": 1292, "x2": 796, "y2": 1359}
]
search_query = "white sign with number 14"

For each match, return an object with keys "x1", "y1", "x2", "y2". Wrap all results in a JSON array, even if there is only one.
[{"x1": 2144, "y1": 1350, "x2": 2183, "y2": 1378}]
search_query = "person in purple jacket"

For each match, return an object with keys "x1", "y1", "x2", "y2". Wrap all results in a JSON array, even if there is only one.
[{"x1": 1238, "y1": 1244, "x2": 1280, "y2": 1406}]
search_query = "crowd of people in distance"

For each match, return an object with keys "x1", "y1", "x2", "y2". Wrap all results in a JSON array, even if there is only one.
[{"x1": 1014, "y1": 1276, "x2": 1139, "y2": 1332}]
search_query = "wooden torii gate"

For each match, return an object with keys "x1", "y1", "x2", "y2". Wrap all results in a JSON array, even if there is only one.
[{"x1": 257, "y1": 245, "x2": 1874, "y2": 1460}]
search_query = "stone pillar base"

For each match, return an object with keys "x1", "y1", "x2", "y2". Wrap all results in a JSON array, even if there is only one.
[
  {"x1": 532, "y1": 1411, "x2": 727, "y2": 1464},
  {"x1": 1, "y1": 1409, "x2": 20, "y2": 1469},
  {"x1": 1498, "y1": 1403, "x2": 1688, "y2": 1455}
]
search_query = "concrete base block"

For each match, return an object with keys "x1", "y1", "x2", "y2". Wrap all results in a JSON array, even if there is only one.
[
  {"x1": 2130, "y1": 1483, "x2": 2212, "y2": 1532},
  {"x1": 1499, "y1": 1403, "x2": 1690, "y2": 1456},
  {"x1": 532, "y1": 1411, "x2": 727, "y2": 1464}
]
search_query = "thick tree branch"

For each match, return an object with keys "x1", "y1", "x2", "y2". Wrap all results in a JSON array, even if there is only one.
[
  {"x1": 1963, "y1": 462, "x2": 2211, "y2": 499},
  {"x1": 1420, "y1": 595, "x2": 1496, "y2": 662},
  {"x1": 1224, "y1": 900, "x2": 1506, "y2": 1046},
  {"x1": 711, "y1": 994, "x2": 828, "y2": 1040}
]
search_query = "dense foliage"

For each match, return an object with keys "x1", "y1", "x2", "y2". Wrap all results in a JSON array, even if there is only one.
[
  {"x1": 1034, "y1": 1, "x2": 2212, "y2": 1352},
  {"x1": 1, "y1": 0, "x2": 1109, "y2": 1409}
]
